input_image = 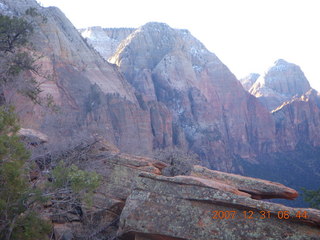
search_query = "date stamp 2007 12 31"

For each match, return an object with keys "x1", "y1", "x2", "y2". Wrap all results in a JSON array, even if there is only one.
[{"x1": 211, "y1": 210, "x2": 308, "y2": 220}]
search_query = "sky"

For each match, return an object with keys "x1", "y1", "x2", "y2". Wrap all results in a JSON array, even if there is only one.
[{"x1": 36, "y1": 0, "x2": 320, "y2": 91}]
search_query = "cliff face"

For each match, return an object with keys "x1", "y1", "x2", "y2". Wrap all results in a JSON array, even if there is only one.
[
  {"x1": 272, "y1": 89, "x2": 320, "y2": 150},
  {"x1": 107, "y1": 22, "x2": 276, "y2": 169},
  {"x1": 1, "y1": 0, "x2": 320, "y2": 170},
  {"x1": 242, "y1": 59, "x2": 320, "y2": 151},
  {"x1": 0, "y1": 0, "x2": 158, "y2": 156},
  {"x1": 2, "y1": 1, "x2": 320, "y2": 238}
]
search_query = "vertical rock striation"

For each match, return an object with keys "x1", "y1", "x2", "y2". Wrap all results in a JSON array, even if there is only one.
[{"x1": 108, "y1": 22, "x2": 276, "y2": 169}]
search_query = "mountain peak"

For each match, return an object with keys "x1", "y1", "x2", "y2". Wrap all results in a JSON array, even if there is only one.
[
  {"x1": 249, "y1": 59, "x2": 312, "y2": 110},
  {"x1": 240, "y1": 73, "x2": 260, "y2": 91},
  {"x1": 265, "y1": 59, "x2": 311, "y2": 95},
  {"x1": 250, "y1": 59, "x2": 311, "y2": 97},
  {"x1": 140, "y1": 22, "x2": 170, "y2": 30},
  {"x1": 274, "y1": 58, "x2": 289, "y2": 65}
]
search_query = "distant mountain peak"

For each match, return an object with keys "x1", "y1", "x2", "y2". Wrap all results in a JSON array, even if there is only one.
[
  {"x1": 264, "y1": 59, "x2": 310, "y2": 95},
  {"x1": 249, "y1": 59, "x2": 312, "y2": 110},
  {"x1": 240, "y1": 73, "x2": 260, "y2": 91},
  {"x1": 250, "y1": 59, "x2": 311, "y2": 96},
  {"x1": 141, "y1": 21, "x2": 170, "y2": 30},
  {"x1": 274, "y1": 58, "x2": 289, "y2": 65}
]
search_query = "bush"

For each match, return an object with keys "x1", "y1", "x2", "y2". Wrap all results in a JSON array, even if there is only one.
[
  {"x1": 48, "y1": 161, "x2": 101, "y2": 206},
  {"x1": 302, "y1": 188, "x2": 320, "y2": 209}
]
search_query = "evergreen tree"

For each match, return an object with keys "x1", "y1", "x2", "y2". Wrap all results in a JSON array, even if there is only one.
[
  {"x1": 0, "y1": 11, "x2": 101, "y2": 240},
  {"x1": 0, "y1": 106, "x2": 51, "y2": 240}
]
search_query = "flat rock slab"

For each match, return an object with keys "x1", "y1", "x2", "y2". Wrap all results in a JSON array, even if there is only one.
[
  {"x1": 191, "y1": 165, "x2": 298, "y2": 199},
  {"x1": 118, "y1": 173, "x2": 320, "y2": 240}
]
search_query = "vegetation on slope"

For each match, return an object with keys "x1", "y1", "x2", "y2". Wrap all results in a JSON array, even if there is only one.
[{"x1": 0, "y1": 11, "x2": 101, "y2": 239}]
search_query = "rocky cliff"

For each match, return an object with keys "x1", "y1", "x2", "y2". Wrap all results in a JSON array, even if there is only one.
[
  {"x1": 1, "y1": 0, "x2": 279, "y2": 171},
  {"x1": 1, "y1": 0, "x2": 320, "y2": 239},
  {"x1": 242, "y1": 59, "x2": 320, "y2": 150},
  {"x1": 239, "y1": 60, "x2": 320, "y2": 207},
  {"x1": 83, "y1": 24, "x2": 320, "y2": 172},
  {"x1": 249, "y1": 59, "x2": 312, "y2": 110},
  {"x1": 0, "y1": 0, "x2": 158, "y2": 156},
  {"x1": 1, "y1": 0, "x2": 319, "y2": 203},
  {"x1": 107, "y1": 22, "x2": 277, "y2": 169},
  {"x1": 272, "y1": 89, "x2": 320, "y2": 150}
]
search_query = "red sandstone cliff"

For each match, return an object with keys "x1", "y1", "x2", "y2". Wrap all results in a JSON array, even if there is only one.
[
  {"x1": 107, "y1": 22, "x2": 276, "y2": 169},
  {"x1": 2, "y1": 0, "x2": 320, "y2": 171},
  {"x1": 243, "y1": 59, "x2": 320, "y2": 151}
]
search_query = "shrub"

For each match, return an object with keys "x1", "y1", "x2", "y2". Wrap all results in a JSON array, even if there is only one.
[{"x1": 302, "y1": 188, "x2": 320, "y2": 209}]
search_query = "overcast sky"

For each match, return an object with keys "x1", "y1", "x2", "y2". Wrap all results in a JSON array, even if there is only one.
[{"x1": 36, "y1": 0, "x2": 320, "y2": 91}]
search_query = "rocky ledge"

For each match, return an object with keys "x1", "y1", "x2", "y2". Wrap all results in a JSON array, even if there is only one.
[
  {"x1": 118, "y1": 172, "x2": 320, "y2": 240},
  {"x1": 119, "y1": 173, "x2": 320, "y2": 239},
  {"x1": 50, "y1": 141, "x2": 320, "y2": 240}
]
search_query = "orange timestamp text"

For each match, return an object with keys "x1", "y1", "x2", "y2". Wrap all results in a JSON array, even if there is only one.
[{"x1": 211, "y1": 210, "x2": 308, "y2": 220}]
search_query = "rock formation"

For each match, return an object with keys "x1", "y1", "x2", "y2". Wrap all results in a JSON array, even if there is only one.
[
  {"x1": 272, "y1": 89, "x2": 320, "y2": 150},
  {"x1": 241, "y1": 59, "x2": 320, "y2": 151},
  {"x1": 45, "y1": 140, "x2": 320, "y2": 240},
  {"x1": 107, "y1": 22, "x2": 277, "y2": 169},
  {"x1": 1, "y1": 0, "x2": 280, "y2": 171},
  {"x1": 79, "y1": 26, "x2": 135, "y2": 60},
  {"x1": 0, "y1": 0, "x2": 158, "y2": 156},
  {"x1": 3, "y1": 0, "x2": 320, "y2": 172},
  {"x1": 249, "y1": 59, "x2": 312, "y2": 110},
  {"x1": 1, "y1": 0, "x2": 320, "y2": 239},
  {"x1": 240, "y1": 72, "x2": 260, "y2": 91},
  {"x1": 1, "y1": 0, "x2": 320, "y2": 207},
  {"x1": 120, "y1": 172, "x2": 320, "y2": 240}
]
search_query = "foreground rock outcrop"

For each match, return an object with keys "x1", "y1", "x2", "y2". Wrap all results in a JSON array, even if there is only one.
[
  {"x1": 39, "y1": 140, "x2": 319, "y2": 240},
  {"x1": 119, "y1": 172, "x2": 320, "y2": 240}
]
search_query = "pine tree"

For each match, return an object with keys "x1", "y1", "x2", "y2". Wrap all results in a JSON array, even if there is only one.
[{"x1": 0, "y1": 106, "x2": 51, "y2": 240}]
